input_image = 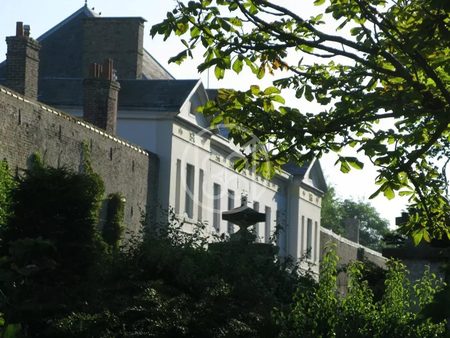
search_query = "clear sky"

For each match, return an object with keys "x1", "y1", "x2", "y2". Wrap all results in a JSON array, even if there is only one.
[{"x1": 0, "y1": 0, "x2": 409, "y2": 227}]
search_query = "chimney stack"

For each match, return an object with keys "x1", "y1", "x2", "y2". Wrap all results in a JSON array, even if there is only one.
[
  {"x1": 5, "y1": 22, "x2": 41, "y2": 99},
  {"x1": 83, "y1": 59, "x2": 121, "y2": 134}
]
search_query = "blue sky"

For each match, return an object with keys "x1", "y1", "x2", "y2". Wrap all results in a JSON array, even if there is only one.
[{"x1": 0, "y1": 0, "x2": 408, "y2": 227}]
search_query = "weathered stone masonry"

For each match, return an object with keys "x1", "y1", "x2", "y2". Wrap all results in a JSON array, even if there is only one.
[{"x1": 0, "y1": 85, "x2": 159, "y2": 235}]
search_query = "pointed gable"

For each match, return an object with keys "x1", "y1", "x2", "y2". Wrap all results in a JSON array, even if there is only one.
[{"x1": 283, "y1": 159, "x2": 327, "y2": 194}]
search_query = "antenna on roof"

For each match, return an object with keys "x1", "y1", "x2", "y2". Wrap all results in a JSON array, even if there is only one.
[{"x1": 84, "y1": 0, "x2": 88, "y2": 7}]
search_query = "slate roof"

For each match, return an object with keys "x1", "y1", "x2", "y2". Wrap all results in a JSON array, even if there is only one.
[
  {"x1": 0, "y1": 6, "x2": 173, "y2": 80},
  {"x1": 39, "y1": 78, "x2": 198, "y2": 110},
  {"x1": 282, "y1": 161, "x2": 310, "y2": 178}
]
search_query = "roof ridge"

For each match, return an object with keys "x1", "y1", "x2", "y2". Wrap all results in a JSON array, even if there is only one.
[{"x1": 37, "y1": 6, "x2": 97, "y2": 42}]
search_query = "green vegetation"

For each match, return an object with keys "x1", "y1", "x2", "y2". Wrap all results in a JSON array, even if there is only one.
[
  {"x1": 152, "y1": 0, "x2": 450, "y2": 242},
  {"x1": 321, "y1": 186, "x2": 390, "y2": 251},
  {"x1": 103, "y1": 193, "x2": 126, "y2": 251},
  {"x1": 277, "y1": 246, "x2": 446, "y2": 337},
  {"x1": 0, "y1": 160, "x2": 15, "y2": 227},
  {"x1": 0, "y1": 160, "x2": 446, "y2": 337}
]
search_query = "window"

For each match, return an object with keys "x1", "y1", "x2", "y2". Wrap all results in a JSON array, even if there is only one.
[
  {"x1": 276, "y1": 210, "x2": 281, "y2": 245},
  {"x1": 227, "y1": 190, "x2": 235, "y2": 233},
  {"x1": 306, "y1": 218, "x2": 313, "y2": 259},
  {"x1": 253, "y1": 201, "x2": 260, "y2": 240},
  {"x1": 185, "y1": 164, "x2": 195, "y2": 218},
  {"x1": 198, "y1": 169, "x2": 204, "y2": 221},
  {"x1": 314, "y1": 221, "x2": 319, "y2": 261},
  {"x1": 213, "y1": 183, "x2": 221, "y2": 232},
  {"x1": 175, "y1": 159, "x2": 181, "y2": 214},
  {"x1": 301, "y1": 216, "x2": 305, "y2": 254},
  {"x1": 265, "y1": 206, "x2": 271, "y2": 243}
]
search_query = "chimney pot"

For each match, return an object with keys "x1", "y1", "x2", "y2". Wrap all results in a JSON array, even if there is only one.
[
  {"x1": 24, "y1": 25, "x2": 31, "y2": 37},
  {"x1": 83, "y1": 60, "x2": 120, "y2": 134},
  {"x1": 5, "y1": 22, "x2": 41, "y2": 99},
  {"x1": 16, "y1": 22, "x2": 24, "y2": 36}
]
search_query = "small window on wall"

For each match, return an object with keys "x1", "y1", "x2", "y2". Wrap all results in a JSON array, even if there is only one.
[
  {"x1": 198, "y1": 169, "x2": 204, "y2": 221},
  {"x1": 306, "y1": 218, "x2": 313, "y2": 259},
  {"x1": 265, "y1": 206, "x2": 271, "y2": 243},
  {"x1": 227, "y1": 190, "x2": 235, "y2": 233},
  {"x1": 213, "y1": 183, "x2": 221, "y2": 232},
  {"x1": 175, "y1": 159, "x2": 181, "y2": 214},
  {"x1": 185, "y1": 164, "x2": 195, "y2": 218}
]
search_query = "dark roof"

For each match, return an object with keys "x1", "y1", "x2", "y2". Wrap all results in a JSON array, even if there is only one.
[
  {"x1": 0, "y1": 6, "x2": 173, "y2": 80},
  {"x1": 38, "y1": 78, "x2": 198, "y2": 110},
  {"x1": 282, "y1": 161, "x2": 310, "y2": 178}
]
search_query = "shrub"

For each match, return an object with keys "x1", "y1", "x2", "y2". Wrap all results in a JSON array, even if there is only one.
[{"x1": 277, "y1": 245, "x2": 447, "y2": 338}]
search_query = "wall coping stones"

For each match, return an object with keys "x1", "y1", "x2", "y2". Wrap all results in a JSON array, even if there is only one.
[{"x1": 0, "y1": 85, "x2": 149, "y2": 157}]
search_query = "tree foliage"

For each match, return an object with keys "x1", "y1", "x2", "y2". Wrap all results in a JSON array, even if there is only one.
[
  {"x1": 152, "y1": 0, "x2": 450, "y2": 241},
  {"x1": 276, "y1": 245, "x2": 447, "y2": 337},
  {"x1": 0, "y1": 162, "x2": 446, "y2": 337},
  {"x1": 321, "y1": 186, "x2": 390, "y2": 250},
  {"x1": 0, "y1": 159, "x2": 107, "y2": 334}
]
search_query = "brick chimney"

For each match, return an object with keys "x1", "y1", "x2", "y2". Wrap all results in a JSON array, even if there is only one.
[
  {"x1": 82, "y1": 17, "x2": 146, "y2": 79},
  {"x1": 83, "y1": 59, "x2": 120, "y2": 134},
  {"x1": 5, "y1": 22, "x2": 41, "y2": 99}
]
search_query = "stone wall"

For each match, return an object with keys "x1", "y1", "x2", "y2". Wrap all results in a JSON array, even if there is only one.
[
  {"x1": 320, "y1": 227, "x2": 387, "y2": 295},
  {"x1": 0, "y1": 85, "x2": 158, "y2": 235}
]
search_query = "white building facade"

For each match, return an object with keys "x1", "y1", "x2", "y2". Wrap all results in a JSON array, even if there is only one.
[{"x1": 115, "y1": 80, "x2": 326, "y2": 274}]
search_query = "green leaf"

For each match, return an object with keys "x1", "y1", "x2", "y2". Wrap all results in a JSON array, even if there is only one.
[
  {"x1": 295, "y1": 87, "x2": 305, "y2": 98},
  {"x1": 345, "y1": 157, "x2": 364, "y2": 170},
  {"x1": 412, "y1": 230, "x2": 424, "y2": 246},
  {"x1": 232, "y1": 58, "x2": 243, "y2": 74},
  {"x1": 3, "y1": 324, "x2": 22, "y2": 338},
  {"x1": 383, "y1": 185, "x2": 395, "y2": 200},
  {"x1": 229, "y1": 17, "x2": 243, "y2": 27},
  {"x1": 214, "y1": 65, "x2": 225, "y2": 80},
  {"x1": 305, "y1": 86, "x2": 314, "y2": 102},
  {"x1": 272, "y1": 95, "x2": 286, "y2": 104},
  {"x1": 340, "y1": 161, "x2": 351, "y2": 173},
  {"x1": 259, "y1": 161, "x2": 274, "y2": 178},
  {"x1": 263, "y1": 86, "x2": 281, "y2": 95},
  {"x1": 190, "y1": 26, "x2": 200, "y2": 38},
  {"x1": 314, "y1": 0, "x2": 325, "y2": 5},
  {"x1": 257, "y1": 65, "x2": 266, "y2": 79},
  {"x1": 250, "y1": 85, "x2": 260, "y2": 95}
]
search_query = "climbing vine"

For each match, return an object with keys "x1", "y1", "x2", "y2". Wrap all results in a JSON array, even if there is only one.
[{"x1": 103, "y1": 193, "x2": 126, "y2": 250}]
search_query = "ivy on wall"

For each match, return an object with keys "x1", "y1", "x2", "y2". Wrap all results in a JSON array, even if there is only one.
[{"x1": 103, "y1": 193, "x2": 126, "y2": 250}]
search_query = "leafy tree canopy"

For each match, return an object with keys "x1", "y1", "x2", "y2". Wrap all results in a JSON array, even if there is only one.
[
  {"x1": 321, "y1": 186, "x2": 389, "y2": 251},
  {"x1": 152, "y1": 0, "x2": 450, "y2": 242}
]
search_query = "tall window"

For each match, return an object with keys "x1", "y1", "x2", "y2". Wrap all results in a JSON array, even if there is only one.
[
  {"x1": 301, "y1": 216, "x2": 305, "y2": 255},
  {"x1": 253, "y1": 201, "x2": 260, "y2": 240},
  {"x1": 314, "y1": 221, "x2": 319, "y2": 262},
  {"x1": 198, "y1": 169, "x2": 204, "y2": 221},
  {"x1": 185, "y1": 164, "x2": 195, "y2": 218},
  {"x1": 175, "y1": 159, "x2": 181, "y2": 214},
  {"x1": 227, "y1": 190, "x2": 235, "y2": 233},
  {"x1": 276, "y1": 210, "x2": 281, "y2": 246},
  {"x1": 265, "y1": 206, "x2": 271, "y2": 243},
  {"x1": 306, "y1": 218, "x2": 313, "y2": 259},
  {"x1": 213, "y1": 183, "x2": 221, "y2": 232}
]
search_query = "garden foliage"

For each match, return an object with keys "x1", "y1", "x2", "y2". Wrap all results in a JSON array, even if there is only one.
[{"x1": 0, "y1": 161, "x2": 447, "y2": 337}]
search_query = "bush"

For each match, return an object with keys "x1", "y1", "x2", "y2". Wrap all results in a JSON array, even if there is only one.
[{"x1": 0, "y1": 160, "x2": 107, "y2": 335}]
